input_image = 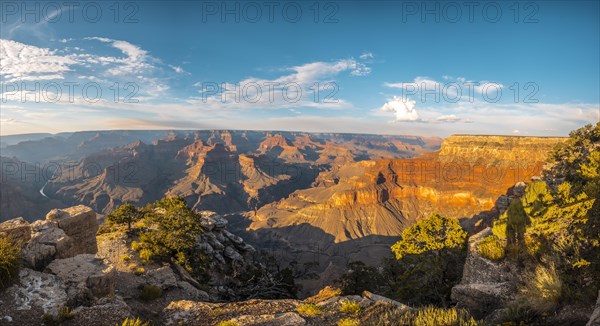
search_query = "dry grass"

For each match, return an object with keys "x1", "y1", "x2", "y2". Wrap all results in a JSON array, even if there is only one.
[
  {"x1": 521, "y1": 263, "x2": 562, "y2": 313},
  {"x1": 297, "y1": 303, "x2": 323, "y2": 317},
  {"x1": 338, "y1": 318, "x2": 360, "y2": 326},
  {"x1": 340, "y1": 300, "x2": 361, "y2": 315}
]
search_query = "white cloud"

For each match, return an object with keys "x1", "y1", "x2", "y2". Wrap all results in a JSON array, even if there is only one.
[
  {"x1": 192, "y1": 57, "x2": 370, "y2": 110},
  {"x1": 436, "y1": 114, "x2": 461, "y2": 123},
  {"x1": 169, "y1": 65, "x2": 185, "y2": 73},
  {"x1": 380, "y1": 97, "x2": 420, "y2": 122},
  {"x1": 0, "y1": 39, "x2": 78, "y2": 82},
  {"x1": 359, "y1": 52, "x2": 374, "y2": 60},
  {"x1": 85, "y1": 37, "x2": 153, "y2": 76}
]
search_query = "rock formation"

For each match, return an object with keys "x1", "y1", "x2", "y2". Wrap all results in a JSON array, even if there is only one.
[
  {"x1": 45, "y1": 206, "x2": 99, "y2": 255},
  {"x1": 589, "y1": 291, "x2": 600, "y2": 326},
  {"x1": 46, "y1": 254, "x2": 115, "y2": 306},
  {"x1": 450, "y1": 227, "x2": 519, "y2": 319},
  {"x1": 0, "y1": 205, "x2": 117, "y2": 323},
  {"x1": 11, "y1": 205, "x2": 99, "y2": 270}
]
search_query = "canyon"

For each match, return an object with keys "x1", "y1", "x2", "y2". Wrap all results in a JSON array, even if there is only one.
[{"x1": 0, "y1": 130, "x2": 566, "y2": 295}]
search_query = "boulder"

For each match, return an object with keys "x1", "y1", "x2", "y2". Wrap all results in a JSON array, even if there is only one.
[
  {"x1": 21, "y1": 206, "x2": 99, "y2": 270},
  {"x1": 178, "y1": 281, "x2": 210, "y2": 301},
  {"x1": 0, "y1": 217, "x2": 31, "y2": 243},
  {"x1": 588, "y1": 291, "x2": 600, "y2": 326},
  {"x1": 223, "y1": 230, "x2": 244, "y2": 245},
  {"x1": 224, "y1": 246, "x2": 244, "y2": 261},
  {"x1": 70, "y1": 296, "x2": 132, "y2": 326},
  {"x1": 145, "y1": 266, "x2": 178, "y2": 290},
  {"x1": 46, "y1": 254, "x2": 115, "y2": 305},
  {"x1": 21, "y1": 220, "x2": 74, "y2": 270},
  {"x1": 200, "y1": 212, "x2": 228, "y2": 231},
  {"x1": 47, "y1": 205, "x2": 98, "y2": 256}
]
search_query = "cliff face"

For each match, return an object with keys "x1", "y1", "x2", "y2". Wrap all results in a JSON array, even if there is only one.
[
  {"x1": 5, "y1": 130, "x2": 439, "y2": 220},
  {"x1": 438, "y1": 135, "x2": 566, "y2": 166},
  {"x1": 241, "y1": 135, "x2": 567, "y2": 294}
]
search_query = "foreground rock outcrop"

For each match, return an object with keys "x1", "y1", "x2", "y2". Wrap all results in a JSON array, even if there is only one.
[
  {"x1": 0, "y1": 205, "x2": 114, "y2": 323},
  {"x1": 589, "y1": 291, "x2": 600, "y2": 326},
  {"x1": 46, "y1": 254, "x2": 115, "y2": 306},
  {"x1": 451, "y1": 228, "x2": 519, "y2": 319},
  {"x1": 162, "y1": 290, "x2": 407, "y2": 326},
  {"x1": 1, "y1": 205, "x2": 99, "y2": 271}
]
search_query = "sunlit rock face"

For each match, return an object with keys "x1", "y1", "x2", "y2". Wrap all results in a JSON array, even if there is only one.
[
  {"x1": 243, "y1": 135, "x2": 566, "y2": 294},
  {"x1": 437, "y1": 135, "x2": 567, "y2": 167}
]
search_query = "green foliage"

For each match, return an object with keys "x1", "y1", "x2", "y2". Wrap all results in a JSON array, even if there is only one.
[
  {"x1": 391, "y1": 214, "x2": 467, "y2": 260},
  {"x1": 336, "y1": 261, "x2": 385, "y2": 296},
  {"x1": 337, "y1": 318, "x2": 360, "y2": 326},
  {"x1": 545, "y1": 122, "x2": 600, "y2": 185},
  {"x1": 139, "y1": 284, "x2": 163, "y2": 301},
  {"x1": 0, "y1": 236, "x2": 21, "y2": 289},
  {"x1": 340, "y1": 300, "x2": 361, "y2": 315},
  {"x1": 296, "y1": 303, "x2": 323, "y2": 317},
  {"x1": 107, "y1": 203, "x2": 141, "y2": 230},
  {"x1": 487, "y1": 123, "x2": 600, "y2": 312},
  {"x1": 386, "y1": 214, "x2": 468, "y2": 306},
  {"x1": 118, "y1": 317, "x2": 151, "y2": 326},
  {"x1": 138, "y1": 248, "x2": 153, "y2": 264},
  {"x1": 130, "y1": 196, "x2": 207, "y2": 279},
  {"x1": 476, "y1": 235, "x2": 505, "y2": 261}
]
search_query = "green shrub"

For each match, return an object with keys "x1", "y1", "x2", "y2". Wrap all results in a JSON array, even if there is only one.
[
  {"x1": 139, "y1": 284, "x2": 163, "y2": 301},
  {"x1": 118, "y1": 317, "x2": 151, "y2": 326},
  {"x1": 386, "y1": 214, "x2": 468, "y2": 306},
  {"x1": 0, "y1": 236, "x2": 21, "y2": 289},
  {"x1": 138, "y1": 248, "x2": 153, "y2": 264},
  {"x1": 107, "y1": 203, "x2": 141, "y2": 230},
  {"x1": 296, "y1": 303, "x2": 323, "y2": 317},
  {"x1": 338, "y1": 318, "x2": 360, "y2": 326},
  {"x1": 477, "y1": 235, "x2": 505, "y2": 261},
  {"x1": 131, "y1": 241, "x2": 140, "y2": 251},
  {"x1": 136, "y1": 197, "x2": 207, "y2": 279},
  {"x1": 340, "y1": 300, "x2": 361, "y2": 315},
  {"x1": 134, "y1": 267, "x2": 145, "y2": 276},
  {"x1": 336, "y1": 261, "x2": 385, "y2": 296},
  {"x1": 391, "y1": 214, "x2": 467, "y2": 260}
]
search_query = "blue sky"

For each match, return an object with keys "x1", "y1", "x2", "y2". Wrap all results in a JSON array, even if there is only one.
[{"x1": 1, "y1": 1, "x2": 598, "y2": 136}]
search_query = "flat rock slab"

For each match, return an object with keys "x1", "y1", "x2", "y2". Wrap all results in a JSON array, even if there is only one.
[{"x1": 46, "y1": 254, "x2": 115, "y2": 304}]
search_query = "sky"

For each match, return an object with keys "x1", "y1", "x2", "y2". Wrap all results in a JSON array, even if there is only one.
[{"x1": 0, "y1": 0, "x2": 599, "y2": 137}]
